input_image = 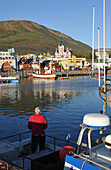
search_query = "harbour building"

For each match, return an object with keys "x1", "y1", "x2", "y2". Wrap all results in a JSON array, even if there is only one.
[{"x1": 0, "y1": 51, "x2": 16, "y2": 71}]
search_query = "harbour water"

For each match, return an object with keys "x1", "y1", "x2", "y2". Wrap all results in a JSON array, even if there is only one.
[{"x1": 0, "y1": 76, "x2": 111, "y2": 146}]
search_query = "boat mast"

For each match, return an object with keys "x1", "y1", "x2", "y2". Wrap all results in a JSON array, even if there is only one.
[
  {"x1": 103, "y1": 0, "x2": 107, "y2": 114},
  {"x1": 92, "y1": 6, "x2": 95, "y2": 75},
  {"x1": 98, "y1": 28, "x2": 100, "y2": 88},
  {"x1": 39, "y1": 59, "x2": 41, "y2": 74}
]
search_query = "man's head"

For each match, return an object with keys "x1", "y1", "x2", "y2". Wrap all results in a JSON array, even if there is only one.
[{"x1": 35, "y1": 107, "x2": 41, "y2": 114}]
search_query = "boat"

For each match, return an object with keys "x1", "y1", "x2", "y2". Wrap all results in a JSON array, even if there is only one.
[
  {"x1": 0, "y1": 75, "x2": 19, "y2": 83},
  {"x1": 33, "y1": 59, "x2": 58, "y2": 80},
  {"x1": 33, "y1": 71, "x2": 58, "y2": 80},
  {"x1": 0, "y1": 115, "x2": 110, "y2": 169},
  {"x1": 58, "y1": 77, "x2": 71, "y2": 80},
  {"x1": 63, "y1": 114, "x2": 111, "y2": 170}
]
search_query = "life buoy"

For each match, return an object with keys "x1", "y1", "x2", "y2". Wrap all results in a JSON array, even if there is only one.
[{"x1": 59, "y1": 146, "x2": 75, "y2": 162}]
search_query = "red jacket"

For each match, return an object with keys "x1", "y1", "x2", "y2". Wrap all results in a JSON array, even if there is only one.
[{"x1": 28, "y1": 114, "x2": 48, "y2": 135}]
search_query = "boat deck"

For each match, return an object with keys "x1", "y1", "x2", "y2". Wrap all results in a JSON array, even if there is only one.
[{"x1": 91, "y1": 143, "x2": 111, "y2": 169}]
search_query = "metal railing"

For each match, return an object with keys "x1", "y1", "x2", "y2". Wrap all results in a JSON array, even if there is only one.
[
  {"x1": 0, "y1": 131, "x2": 110, "y2": 170},
  {"x1": 0, "y1": 131, "x2": 31, "y2": 142},
  {"x1": 0, "y1": 131, "x2": 76, "y2": 149}
]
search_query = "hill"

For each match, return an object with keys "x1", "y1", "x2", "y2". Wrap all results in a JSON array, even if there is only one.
[{"x1": 0, "y1": 20, "x2": 91, "y2": 56}]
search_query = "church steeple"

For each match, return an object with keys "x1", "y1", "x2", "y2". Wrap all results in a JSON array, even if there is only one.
[{"x1": 59, "y1": 34, "x2": 63, "y2": 46}]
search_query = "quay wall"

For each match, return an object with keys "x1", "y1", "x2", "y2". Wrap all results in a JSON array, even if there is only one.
[
  {"x1": 56, "y1": 70, "x2": 111, "y2": 76},
  {"x1": 56, "y1": 70, "x2": 91, "y2": 77},
  {"x1": 1, "y1": 69, "x2": 111, "y2": 78}
]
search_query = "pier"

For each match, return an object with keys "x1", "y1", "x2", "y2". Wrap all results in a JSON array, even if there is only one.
[{"x1": 1, "y1": 69, "x2": 111, "y2": 79}]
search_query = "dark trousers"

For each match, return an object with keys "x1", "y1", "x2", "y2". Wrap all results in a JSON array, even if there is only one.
[{"x1": 32, "y1": 135, "x2": 45, "y2": 153}]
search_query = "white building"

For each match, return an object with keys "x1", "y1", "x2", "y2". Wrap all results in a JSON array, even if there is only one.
[
  {"x1": 0, "y1": 51, "x2": 16, "y2": 70},
  {"x1": 55, "y1": 40, "x2": 72, "y2": 59},
  {"x1": 95, "y1": 51, "x2": 109, "y2": 60}
]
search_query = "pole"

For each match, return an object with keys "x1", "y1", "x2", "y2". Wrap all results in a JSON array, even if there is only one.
[
  {"x1": 98, "y1": 28, "x2": 100, "y2": 88},
  {"x1": 92, "y1": 6, "x2": 95, "y2": 75},
  {"x1": 103, "y1": 0, "x2": 106, "y2": 114},
  {"x1": 39, "y1": 59, "x2": 40, "y2": 74}
]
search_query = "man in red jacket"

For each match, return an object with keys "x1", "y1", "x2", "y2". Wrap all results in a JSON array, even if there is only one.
[{"x1": 28, "y1": 107, "x2": 48, "y2": 153}]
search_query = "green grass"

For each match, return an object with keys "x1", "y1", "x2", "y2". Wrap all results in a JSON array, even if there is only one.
[{"x1": 0, "y1": 20, "x2": 92, "y2": 56}]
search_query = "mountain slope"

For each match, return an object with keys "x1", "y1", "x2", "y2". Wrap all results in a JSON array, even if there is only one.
[{"x1": 0, "y1": 20, "x2": 91, "y2": 56}]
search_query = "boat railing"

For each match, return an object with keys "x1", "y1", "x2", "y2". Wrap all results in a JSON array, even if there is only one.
[
  {"x1": 0, "y1": 130, "x2": 76, "y2": 149},
  {"x1": 71, "y1": 152, "x2": 110, "y2": 170},
  {"x1": 0, "y1": 131, "x2": 110, "y2": 170}
]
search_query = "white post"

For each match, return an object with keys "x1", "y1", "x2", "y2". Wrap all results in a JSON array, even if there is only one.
[{"x1": 92, "y1": 6, "x2": 95, "y2": 74}]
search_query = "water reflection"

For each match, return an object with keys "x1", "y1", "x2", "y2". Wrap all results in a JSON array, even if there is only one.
[
  {"x1": 0, "y1": 77, "x2": 110, "y2": 142},
  {"x1": 0, "y1": 79, "x2": 77, "y2": 118}
]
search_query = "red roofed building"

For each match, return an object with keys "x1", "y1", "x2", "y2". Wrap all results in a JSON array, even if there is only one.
[{"x1": 3, "y1": 62, "x2": 11, "y2": 71}]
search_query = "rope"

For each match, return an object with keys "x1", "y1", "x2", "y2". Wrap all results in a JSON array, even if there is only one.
[{"x1": 81, "y1": 160, "x2": 86, "y2": 170}]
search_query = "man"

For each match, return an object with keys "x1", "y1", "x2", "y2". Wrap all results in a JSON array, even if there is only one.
[{"x1": 28, "y1": 107, "x2": 48, "y2": 153}]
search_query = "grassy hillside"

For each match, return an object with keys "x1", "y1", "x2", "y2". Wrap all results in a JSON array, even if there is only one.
[{"x1": 0, "y1": 20, "x2": 91, "y2": 56}]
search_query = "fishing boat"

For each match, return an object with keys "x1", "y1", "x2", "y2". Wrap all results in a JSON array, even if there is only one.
[
  {"x1": 0, "y1": 75, "x2": 18, "y2": 83},
  {"x1": 32, "y1": 59, "x2": 58, "y2": 80},
  {"x1": 33, "y1": 71, "x2": 58, "y2": 80},
  {"x1": 64, "y1": 114, "x2": 111, "y2": 170}
]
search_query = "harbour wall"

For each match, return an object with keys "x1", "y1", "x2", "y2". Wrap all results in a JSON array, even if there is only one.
[{"x1": 1, "y1": 69, "x2": 111, "y2": 78}]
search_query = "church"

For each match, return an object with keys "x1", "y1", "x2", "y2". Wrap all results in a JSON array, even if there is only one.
[{"x1": 55, "y1": 40, "x2": 72, "y2": 59}]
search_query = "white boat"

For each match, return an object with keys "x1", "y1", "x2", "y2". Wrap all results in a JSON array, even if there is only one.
[
  {"x1": 63, "y1": 113, "x2": 111, "y2": 170},
  {"x1": 33, "y1": 72, "x2": 58, "y2": 80},
  {"x1": 0, "y1": 75, "x2": 18, "y2": 83}
]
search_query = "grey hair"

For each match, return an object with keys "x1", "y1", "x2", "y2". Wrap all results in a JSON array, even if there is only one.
[{"x1": 35, "y1": 107, "x2": 41, "y2": 114}]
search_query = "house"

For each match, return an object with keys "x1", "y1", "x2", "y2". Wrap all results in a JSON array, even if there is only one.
[
  {"x1": 2, "y1": 61, "x2": 11, "y2": 71},
  {"x1": 59, "y1": 56, "x2": 86, "y2": 70},
  {"x1": 22, "y1": 59, "x2": 33, "y2": 70}
]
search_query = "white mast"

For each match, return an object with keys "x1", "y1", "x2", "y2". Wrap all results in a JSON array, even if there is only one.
[
  {"x1": 98, "y1": 28, "x2": 100, "y2": 88},
  {"x1": 103, "y1": 0, "x2": 106, "y2": 114},
  {"x1": 103, "y1": 0, "x2": 106, "y2": 86},
  {"x1": 92, "y1": 6, "x2": 95, "y2": 74}
]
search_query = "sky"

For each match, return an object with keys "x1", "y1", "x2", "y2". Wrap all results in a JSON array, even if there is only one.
[{"x1": 0, "y1": 0, "x2": 111, "y2": 49}]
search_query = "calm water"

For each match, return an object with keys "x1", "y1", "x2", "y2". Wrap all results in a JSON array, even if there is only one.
[{"x1": 0, "y1": 76, "x2": 111, "y2": 145}]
